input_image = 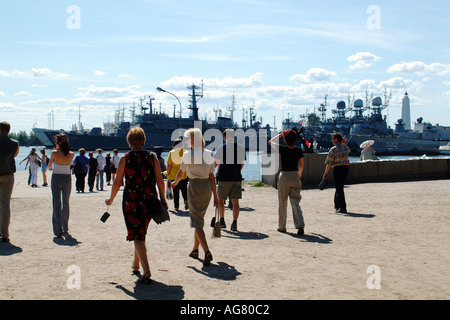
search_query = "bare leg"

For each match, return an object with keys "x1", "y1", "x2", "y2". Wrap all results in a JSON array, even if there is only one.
[
  {"x1": 231, "y1": 199, "x2": 240, "y2": 221},
  {"x1": 134, "y1": 240, "x2": 150, "y2": 277}
]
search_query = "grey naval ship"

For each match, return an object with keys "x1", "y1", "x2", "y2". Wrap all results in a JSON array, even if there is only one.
[
  {"x1": 33, "y1": 84, "x2": 273, "y2": 151},
  {"x1": 282, "y1": 91, "x2": 450, "y2": 155}
]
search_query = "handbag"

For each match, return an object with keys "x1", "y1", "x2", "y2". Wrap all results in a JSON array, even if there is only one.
[
  {"x1": 211, "y1": 206, "x2": 221, "y2": 239},
  {"x1": 149, "y1": 197, "x2": 170, "y2": 225},
  {"x1": 318, "y1": 179, "x2": 328, "y2": 190}
]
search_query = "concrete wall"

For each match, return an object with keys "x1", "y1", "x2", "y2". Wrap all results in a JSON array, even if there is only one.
[{"x1": 262, "y1": 153, "x2": 450, "y2": 188}]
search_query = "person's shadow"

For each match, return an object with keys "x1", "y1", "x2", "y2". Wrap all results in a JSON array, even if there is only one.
[
  {"x1": 0, "y1": 242, "x2": 22, "y2": 256},
  {"x1": 187, "y1": 261, "x2": 241, "y2": 281},
  {"x1": 221, "y1": 229, "x2": 268, "y2": 240},
  {"x1": 111, "y1": 280, "x2": 185, "y2": 300},
  {"x1": 288, "y1": 232, "x2": 333, "y2": 244}
]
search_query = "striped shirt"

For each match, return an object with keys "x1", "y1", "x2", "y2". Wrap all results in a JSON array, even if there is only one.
[{"x1": 325, "y1": 143, "x2": 350, "y2": 167}]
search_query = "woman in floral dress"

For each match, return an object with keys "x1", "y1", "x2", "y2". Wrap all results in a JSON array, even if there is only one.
[{"x1": 106, "y1": 127, "x2": 167, "y2": 284}]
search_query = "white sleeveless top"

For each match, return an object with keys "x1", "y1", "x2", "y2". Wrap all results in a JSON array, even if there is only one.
[{"x1": 53, "y1": 163, "x2": 71, "y2": 175}]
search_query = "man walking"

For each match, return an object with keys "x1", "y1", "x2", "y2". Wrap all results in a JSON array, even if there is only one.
[
  {"x1": 0, "y1": 122, "x2": 20, "y2": 243},
  {"x1": 214, "y1": 129, "x2": 246, "y2": 231},
  {"x1": 96, "y1": 149, "x2": 105, "y2": 191},
  {"x1": 322, "y1": 132, "x2": 350, "y2": 213}
]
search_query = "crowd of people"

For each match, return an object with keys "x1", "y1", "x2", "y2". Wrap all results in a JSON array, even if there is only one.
[{"x1": 1, "y1": 121, "x2": 350, "y2": 285}]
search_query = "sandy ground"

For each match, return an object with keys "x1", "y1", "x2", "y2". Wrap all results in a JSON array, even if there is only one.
[{"x1": 0, "y1": 171, "x2": 449, "y2": 300}]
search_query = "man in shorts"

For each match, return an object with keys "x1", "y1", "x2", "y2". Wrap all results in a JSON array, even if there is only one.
[{"x1": 214, "y1": 129, "x2": 246, "y2": 232}]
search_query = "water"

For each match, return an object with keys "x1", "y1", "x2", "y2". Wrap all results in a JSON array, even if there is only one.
[{"x1": 15, "y1": 146, "x2": 450, "y2": 182}]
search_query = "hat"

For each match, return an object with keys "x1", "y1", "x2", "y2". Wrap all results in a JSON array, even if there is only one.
[{"x1": 89, "y1": 152, "x2": 93, "y2": 156}]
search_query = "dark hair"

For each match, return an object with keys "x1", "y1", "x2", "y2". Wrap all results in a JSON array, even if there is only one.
[
  {"x1": 331, "y1": 132, "x2": 343, "y2": 143},
  {"x1": 282, "y1": 128, "x2": 299, "y2": 146},
  {"x1": 54, "y1": 133, "x2": 70, "y2": 155},
  {"x1": 0, "y1": 121, "x2": 11, "y2": 134}
]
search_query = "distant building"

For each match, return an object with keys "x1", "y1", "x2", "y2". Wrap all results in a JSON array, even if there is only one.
[{"x1": 402, "y1": 92, "x2": 411, "y2": 131}]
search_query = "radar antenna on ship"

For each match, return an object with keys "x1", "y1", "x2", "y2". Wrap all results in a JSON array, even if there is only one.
[{"x1": 318, "y1": 95, "x2": 328, "y2": 121}]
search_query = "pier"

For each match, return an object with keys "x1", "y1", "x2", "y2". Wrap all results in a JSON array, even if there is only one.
[{"x1": 262, "y1": 153, "x2": 450, "y2": 188}]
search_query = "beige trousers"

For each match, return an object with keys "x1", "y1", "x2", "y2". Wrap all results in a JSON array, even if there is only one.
[{"x1": 277, "y1": 171, "x2": 305, "y2": 230}]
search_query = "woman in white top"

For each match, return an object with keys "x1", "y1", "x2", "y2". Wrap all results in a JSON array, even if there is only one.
[
  {"x1": 48, "y1": 133, "x2": 74, "y2": 238},
  {"x1": 20, "y1": 148, "x2": 42, "y2": 187},
  {"x1": 172, "y1": 128, "x2": 218, "y2": 266}
]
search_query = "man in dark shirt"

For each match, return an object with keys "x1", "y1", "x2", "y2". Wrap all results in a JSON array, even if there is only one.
[
  {"x1": 0, "y1": 122, "x2": 20, "y2": 242},
  {"x1": 215, "y1": 129, "x2": 246, "y2": 231}
]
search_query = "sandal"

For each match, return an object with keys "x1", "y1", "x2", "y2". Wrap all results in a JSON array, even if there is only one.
[
  {"x1": 138, "y1": 271, "x2": 152, "y2": 285},
  {"x1": 189, "y1": 249, "x2": 199, "y2": 259},
  {"x1": 131, "y1": 265, "x2": 140, "y2": 275},
  {"x1": 203, "y1": 251, "x2": 213, "y2": 266}
]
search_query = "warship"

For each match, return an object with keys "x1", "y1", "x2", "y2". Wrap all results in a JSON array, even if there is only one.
[
  {"x1": 33, "y1": 84, "x2": 273, "y2": 151},
  {"x1": 282, "y1": 91, "x2": 450, "y2": 155}
]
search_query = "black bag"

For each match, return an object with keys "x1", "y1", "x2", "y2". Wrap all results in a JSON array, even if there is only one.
[
  {"x1": 148, "y1": 197, "x2": 170, "y2": 225},
  {"x1": 318, "y1": 179, "x2": 328, "y2": 190}
]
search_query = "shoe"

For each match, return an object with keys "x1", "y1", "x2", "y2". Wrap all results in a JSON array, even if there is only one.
[
  {"x1": 220, "y1": 218, "x2": 226, "y2": 229},
  {"x1": 138, "y1": 271, "x2": 152, "y2": 285},
  {"x1": 203, "y1": 251, "x2": 213, "y2": 266},
  {"x1": 175, "y1": 207, "x2": 179, "y2": 211},
  {"x1": 297, "y1": 227, "x2": 304, "y2": 235},
  {"x1": 189, "y1": 249, "x2": 199, "y2": 259},
  {"x1": 336, "y1": 208, "x2": 348, "y2": 214},
  {"x1": 231, "y1": 220, "x2": 237, "y2": 232},
  {"x1": 132, "y1": 265, "x2": 140, "y2": 275},
  {"x1": 184, "y1": 202, "x2": 188, "y2": 210},
  {"x1": 277, "y1": 228, "x2": 287, "y2": 233},
  {"x1": 1, "y1": 237, "x2": 10, "y2": 243}
]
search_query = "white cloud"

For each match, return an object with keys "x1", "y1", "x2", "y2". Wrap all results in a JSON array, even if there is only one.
[
  {"x1": 348, "y1": 52, "x2": 382, "y2": 69},
  {"x1": 290, "y1": 68, "x2": 337, "y2": 84},
  {"x1": 32, "y1": 83, "x2": 48, "y2": 88},
  {"x1": 94, "y1": 70, "x2": 106, "y2": 76},
  {"x1": 118, "y1": 73, "x2": 133, "y2": 79},
  {"x1": 160, "y1": 73, "x2": 264, "y2": 90},
  {"x1": 0, "y1": 91, "x2": 4, "y2": 96},
  {"x1": 0, "y1": 70, "x2": 26, "y2": 77},
  {"x1": 14, "y1": 91, "x2": 33, "y2": 97},
  {"x1": 32, "y1": 67, "x2": 70, "y2": 78},
  {"x1": 387, "y1": 61, "x2": 450, "y2": 76}
]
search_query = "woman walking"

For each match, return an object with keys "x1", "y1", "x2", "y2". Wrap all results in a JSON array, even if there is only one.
[
  {"x1": 40, "y1": 149, "x2": 49, "y2": 186},
  {"x1": 166, "y1": 139, "x2": 188, "y2": 210},
  {"x1": 269, "y1": 128, "x2": 305, "y2": 235},
  {"x1": 48, "y1": 134, "x2": 74, "y2": 238},
  {"x1": 106, "y1": 127, "x2": 167, "y2": 284},
  {"x1": 172, "y1": 128, "x2": 218, "y2": 266},
  {"x1": 20, "y1": 148, "x2": 42, "y2": 188}
]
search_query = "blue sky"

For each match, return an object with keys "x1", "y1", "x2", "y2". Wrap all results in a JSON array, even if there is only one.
[{"x1": 1, "y1": 0, "x2": 449, "y2": 133}]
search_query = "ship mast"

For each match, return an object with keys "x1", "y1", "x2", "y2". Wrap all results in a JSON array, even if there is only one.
[{"x1": 187, "y1": 81, "x2": 203, "y2": 121}]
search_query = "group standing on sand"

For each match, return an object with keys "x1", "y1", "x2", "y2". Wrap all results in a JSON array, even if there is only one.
[{"x1": 1, "y1": 120, "x2": 351, "y2": 285}]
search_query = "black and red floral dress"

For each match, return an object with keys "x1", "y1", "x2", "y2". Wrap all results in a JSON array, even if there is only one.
[{"x1": 122, "y1": 150, "x2": 157, "y2": 241}]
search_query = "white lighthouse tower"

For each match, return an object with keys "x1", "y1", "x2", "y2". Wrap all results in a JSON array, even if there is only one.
[{"x1": 402, "y1": 92, "x2": 411, "y2": 131}]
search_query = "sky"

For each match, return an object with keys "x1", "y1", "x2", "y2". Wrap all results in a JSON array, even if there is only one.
[{"x1": 1, "y1": 0, "x2": 449, "y2": 133}]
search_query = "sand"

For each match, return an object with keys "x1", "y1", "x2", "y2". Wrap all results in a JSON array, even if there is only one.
[{"x1": 0, "y1": 171, "x2": 449, "y2": 300}]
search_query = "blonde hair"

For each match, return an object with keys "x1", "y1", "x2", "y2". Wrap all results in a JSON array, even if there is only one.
[
  {"x1": 127, "y1": 127, "x2": 146, "y2": 149},
  {"x1": 184, "y1": 128, "x2": 205, "y2": 149}
]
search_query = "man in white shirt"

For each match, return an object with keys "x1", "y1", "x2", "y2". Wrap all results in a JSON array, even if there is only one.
[{"x1": 96, "y1": 149, "x2": 106, "y2": 191}]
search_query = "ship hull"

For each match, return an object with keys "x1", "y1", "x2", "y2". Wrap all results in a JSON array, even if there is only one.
[{"x1": 347, "y1": 135, "x2": 444, "y2": 156}]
